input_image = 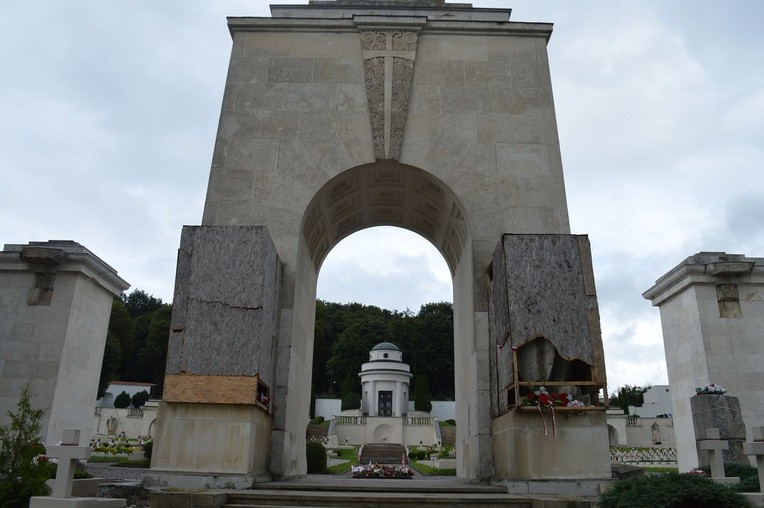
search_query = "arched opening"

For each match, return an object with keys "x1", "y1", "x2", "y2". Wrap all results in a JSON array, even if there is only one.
[
  {"x1": 311, "y1": 226, "x2": 454, "y2": 446},
  {"x1": 301, "y1": 161, "x2": 469, "y2": 274},
  {"x1": 608, "y1": 424, "x2": 619, "y2": 447},
  {"x1": 281, "y1": 160, "x2": 481, "y2": 478}
]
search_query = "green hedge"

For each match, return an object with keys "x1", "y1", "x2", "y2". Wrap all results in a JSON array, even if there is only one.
[
  {"x1": 306, "y1": 441, "x2": 327, "y2": 474},
  {"x1": 599, "y1": 472, "x2": 748, "y2": 508}
]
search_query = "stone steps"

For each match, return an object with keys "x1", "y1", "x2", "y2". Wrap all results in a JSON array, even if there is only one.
[
  {"x1": 439, "y1": 426, "x2": 456, "y2": 446},
  {"x1": 360, "y1": 443, "x2": 407, "y2": 464},
  {"x1": 224, "y1": 484, "x2": 532, "y2": 507}
]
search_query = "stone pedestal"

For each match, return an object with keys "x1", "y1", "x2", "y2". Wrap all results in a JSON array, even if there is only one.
[
  {"x1": 492, "y1": 410, "x2": 611, "y2": 481},
  {"x1": 691, "y1": 394, "x2": 747, "y2": 466},
  {"x1": 0, "y1": 241, "x2": 129, "y2": 445},
  {"x1": 147, "y1": 226, "x2": 281, "y2": 488}
]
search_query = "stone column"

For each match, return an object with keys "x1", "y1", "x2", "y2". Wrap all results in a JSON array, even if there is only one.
[
  {"x1": 0, "y1": 241, "x2": 129, "y2": 445},
  {"x1": 643, "y1": 252, "x2": 764, "y2": 471},
  {"x1": 369, "y1": 381, "x2": 377, "y2": 417},
  {"x1": 395, "y1": 381, "x2": 402, "y2": 417}
]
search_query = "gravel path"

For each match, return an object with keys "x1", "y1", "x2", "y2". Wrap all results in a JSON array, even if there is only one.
[{"x1": 84, "y1": 462, "x2": 148, "y2": 483}]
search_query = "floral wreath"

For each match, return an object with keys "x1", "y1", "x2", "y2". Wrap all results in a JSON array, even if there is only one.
[
  {"x1": 522, "y1": 386, "x2": 585, "y2": 437},
  {"x1": 696, "y1": 383, "x2": 726, "y2": 395}
]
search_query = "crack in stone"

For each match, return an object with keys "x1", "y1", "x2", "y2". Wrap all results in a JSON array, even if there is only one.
[{"x1": 188, "y1": 296, "x2": 263, "y2": 312}]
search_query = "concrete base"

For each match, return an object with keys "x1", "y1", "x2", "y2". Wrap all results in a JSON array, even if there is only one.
[
  {"x1": 505, "y1": 479, "x2": 613, "y2": 497},
  {"x1": 46, "y1": 478, "x2": 105, "y2": 498},
  {"x1": 492, "y1": 410, "x2": 611, "y2": 480},
  {"x1": 149, "y1": 401, "x2": 271, "y2": 485},
  {"x1": 142, "y1": 470, "x2": 272, "y2": 490},
  {"x1": 743, "y1": 493, "x2": 764, "y2": 508},
  {"x1": 710, "y1": 476, "x2": 740, "y2": 485},
  {"x1": 30, "y1": 498, "x2": 125, "y2": 508}
]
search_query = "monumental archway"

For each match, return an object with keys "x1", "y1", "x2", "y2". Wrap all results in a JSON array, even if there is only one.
[{"x1": 147, "y1": 1, "x2": 611, "y2": 490}]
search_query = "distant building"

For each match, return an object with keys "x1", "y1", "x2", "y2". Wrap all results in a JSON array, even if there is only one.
[
  {"x1": 96, "y1": 381, "x2": 155, "y2": 409},
  {"x1": 360, "y1": 342, "x2": 412, "y2": 417},
  {"x1": 327, "y1": 342, "x2": 440, "y2": 446},
  {"x1": 629, "y1": 385, "x2": 673, "y2": 418}
]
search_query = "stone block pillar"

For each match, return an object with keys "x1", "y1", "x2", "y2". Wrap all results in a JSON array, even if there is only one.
[
  {"x1": 146, "y1": 226, "x2": 281, "y2": 489},
  {"x1": 488, "y1": 234, "x2": 610, "y2": 482},
  {"x1": 692, "y1": 394, "x2": 747, "y2": 466},
  {"x1": 644, "y1": 252, "x2": 764, "y2": 471},
  {"x1": 0, "y1": 241, "x2": 129, "y2": 446}
]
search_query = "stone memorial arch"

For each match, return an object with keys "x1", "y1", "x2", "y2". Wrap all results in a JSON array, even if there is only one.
[{"x1": 148, "y1": 0, "x2": 610, "y2": 489}]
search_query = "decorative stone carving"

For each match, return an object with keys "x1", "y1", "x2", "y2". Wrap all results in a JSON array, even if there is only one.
[{"x1": 360, "y1": 31, "x2": 418, "y2": 160}]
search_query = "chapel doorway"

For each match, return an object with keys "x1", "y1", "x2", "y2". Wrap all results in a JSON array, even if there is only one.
[{"x1": 378, "y1": 391, "x2": 393, "y2": 417}]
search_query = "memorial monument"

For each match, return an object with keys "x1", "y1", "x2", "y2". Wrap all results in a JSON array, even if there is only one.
[
  {"x1": 644, "y1": 252, "x2": 764, "y2": 471},
  {"x1": 147, "y1": 0, "x2": 611, "y2": 490},
  {"x1": 0, "y1": 241, "x2": 129, "y2": 446}
]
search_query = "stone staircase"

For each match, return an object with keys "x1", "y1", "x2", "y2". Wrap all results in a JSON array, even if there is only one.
[
  {"x1": 305, "y1": 423, "x2": 329, "y2": 442},
  {"x1": 359, "y1": 443, "x2": 407, "y2": 465},
  {"x1": 439, "y1": 425, "x2": 456, "y2": 446},
  {"x1": 222, "y1": 480, "x2": 532, "y2": 507}
]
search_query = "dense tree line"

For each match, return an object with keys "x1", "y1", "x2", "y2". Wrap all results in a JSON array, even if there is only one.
[
  {"x1": 314, "y1": 300, "x2": 455, "y2": 401},
  {"x1": 99, "y1": 293, "x2": 455, "y2": 403},
  {"x1": 97, "y1": 290, "x2": 171, "y2": 399}
]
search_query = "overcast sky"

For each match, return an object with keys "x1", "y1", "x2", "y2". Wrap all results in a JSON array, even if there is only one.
[{"x1": 1, "y1": 1, "x2": 762, "y2": 392}]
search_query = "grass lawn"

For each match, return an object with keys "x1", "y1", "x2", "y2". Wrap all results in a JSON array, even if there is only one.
[
  {"x1": 409, "y1": 461, "x2": 456, "y2": 476},
  {"x1": 326, "y1": 447, "x2": 358, "y2": 474}
]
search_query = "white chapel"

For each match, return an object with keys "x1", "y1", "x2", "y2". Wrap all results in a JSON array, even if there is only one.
[{"x1": 360, "y1": 342, "x2": 413, "y2": 417}]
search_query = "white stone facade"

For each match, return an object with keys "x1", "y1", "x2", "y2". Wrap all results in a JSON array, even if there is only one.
[
  {"x1": 628, "y1": 385, "x2": 673, "y2": 418},
  {"x1": 360, "y1": 342, "x2": 412, "y2": 417},
  {"x1": 164, "y1": 0, "x2": 576, "y2": 483},
  {"x1": 0, "y1": 241, "x2": 129, "y2": 446},
  {"x1": 644, "y1": 252, "x2": 764, "y2": 471}
]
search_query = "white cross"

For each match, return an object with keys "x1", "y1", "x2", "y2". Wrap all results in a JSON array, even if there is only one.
[
  {"x1": 699, "y1": 427, "x2": 728, "y2": 479},
  {"x1": 743, "y1": 426, "x2": 764, "y2": 492},
  {"x1": 46, "y1": 429, "x2": 91, "y2": 498}
]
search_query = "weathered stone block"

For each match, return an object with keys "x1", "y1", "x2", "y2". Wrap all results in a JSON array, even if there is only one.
[
  {"x1": 691, "y1": 394, "x2": 748, "y2": 466},
  {"x1": 488, "y1": 234, "x2": 606, "y2": 414},
  {"x1": 166, "y1": 226, "x2": 281, "y2": 390}
]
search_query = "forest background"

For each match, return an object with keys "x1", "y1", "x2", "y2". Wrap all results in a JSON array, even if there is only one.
[
  {"x1": 98, "y1": 291, "x2": 455, "y2": 402},
  {"x1": 100, "y1": 290, "x2": 643, "y2": 411}
]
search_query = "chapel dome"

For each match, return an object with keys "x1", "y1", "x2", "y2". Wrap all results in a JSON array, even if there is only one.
[{"x1": 371, "y1": 342, "x2": 401, "y2": 352}]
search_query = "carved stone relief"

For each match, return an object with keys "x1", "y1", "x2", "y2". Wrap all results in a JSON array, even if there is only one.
[{"x1": 360, "y1": 31, "x2": 418, "y2": 160}]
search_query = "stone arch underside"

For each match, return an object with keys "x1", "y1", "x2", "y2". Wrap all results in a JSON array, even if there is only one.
[{"x1": 302, "y1": 161, "x2": 469, "y2": 274}]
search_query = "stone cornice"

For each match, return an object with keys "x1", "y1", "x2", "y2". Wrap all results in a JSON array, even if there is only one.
[
  {"x1": 0, "y1": 240, "x2": 130, "y2": 296},
  {"x1": 643, "y1": 252, "x2": 764, "y2": 307},
  {"x1": 227, "y1": 16, "x2": 553, "y2": 40}
]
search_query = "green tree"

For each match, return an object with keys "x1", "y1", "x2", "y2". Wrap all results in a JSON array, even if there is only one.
[
  {"x1": 610, "y1": 384, "x2": 649, "y2": 414},
  {"x1": 121, "y1": 289, "x2": 164, "y2": 319},
  {"x1": 326, "y1": 314, "x2": 389, "y2": 388},
  {"x1": 0, "y1": 385, "x2": 52, "y2": 505},
  {"x1": 413, "y1": 302, "x2": 454, "y2": 399},
  {"x1": 135, "y1": 304, "x2": 172, "y2": 396},
  {"x1": 312, "y1": 301, "x2": 332, "y2": 395},
  {"x1": 97, "y1": 331, "x2": 121, "y2": 399},
  {"x1": 413, "y1": 373, "x2": 432, "y2": 412},
  {"x1": 131, "y1": 390, "x2": 150, "y2": 408},
  {"x1": 114, "y1": 391, "x2": 131, "y2": 409},
  {"x1": 341, "y1": 392, "x2": 361, "y2": 411}
]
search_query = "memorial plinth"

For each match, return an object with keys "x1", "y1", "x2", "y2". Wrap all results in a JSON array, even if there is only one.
[{"x1": 691, "y1": 394, "x2": 747, "y2": 467}]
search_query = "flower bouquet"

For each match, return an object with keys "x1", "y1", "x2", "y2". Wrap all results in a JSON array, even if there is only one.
[
  {"x1": 522, "y1": 387, "x2": 585, "y2": 436},
  {"x1": 695, "y1": 383, "x2": 726, "y2": 395}
]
